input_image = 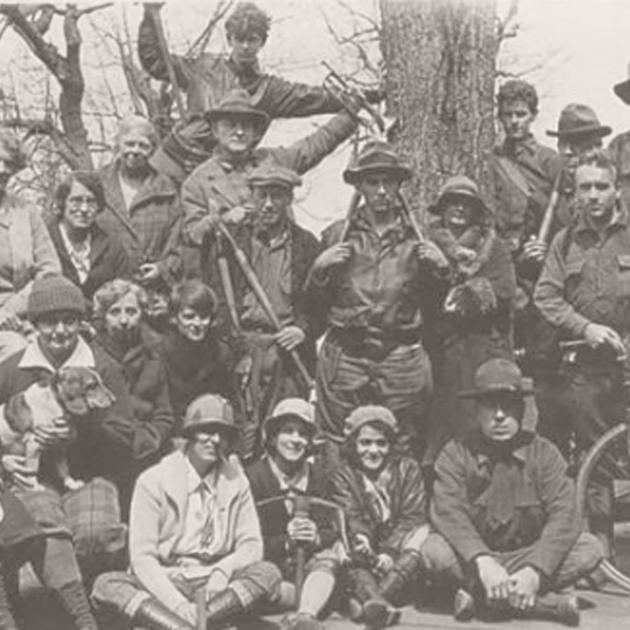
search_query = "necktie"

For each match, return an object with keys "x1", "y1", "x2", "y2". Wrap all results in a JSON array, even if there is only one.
[{"x1": 199, "y1": 484, "x2": 215, "y2": 548}]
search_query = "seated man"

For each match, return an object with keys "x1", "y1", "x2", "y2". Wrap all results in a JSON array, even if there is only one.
[
  {"x1": 92, "y1": 394, "x2": 281, "y2": 630},
  {"x1": 246, "y1": 398, "x2": 341, "y2": 630},
  {"x1": 423, "y1": 358, "x2": 603, "y2": 625},
  {"x1": 330, "y1": 406, "x2": 429, "y2": 630}
]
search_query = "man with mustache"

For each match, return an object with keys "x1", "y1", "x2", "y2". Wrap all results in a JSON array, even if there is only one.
[
  {"x1": 92, "y1": 394, "x2": 281, "y2": 630},
  {"x1": 534, "y1": 150, "x2": 630, "y2": 565}
]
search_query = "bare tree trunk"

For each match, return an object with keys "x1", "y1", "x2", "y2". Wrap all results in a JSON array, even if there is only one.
[{"x1": 380, "y1": 0, "x2": 498, "y2": 215}]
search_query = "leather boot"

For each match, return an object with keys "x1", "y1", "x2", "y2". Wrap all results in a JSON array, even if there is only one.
[
  {"x1": 133, "y1": 598, "x2": 195, "y2": 630},
  {"x1": 54, "y1": 580, "x2": 98, "y2": 630},
  {"x1": 378, "y1": 549, "x2": 426, "y2": 604},
  {"x1": 204, "y1": 588, "x2": 244, "y2": 629},
  {"x1": 0, "y1": 570, "x2": 18, "y2": 630},
  {"x1": 519, "y1": 592, "x2": 580, "y2": 627},
  {"x1": 348, "y1": 568, "x2": 398, "y2": 630}
]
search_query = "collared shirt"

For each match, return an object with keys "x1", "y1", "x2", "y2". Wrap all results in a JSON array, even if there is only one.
[
  {"x1": 431, "y1": 433, "x2": 579, "y2": 577},
  {"x1": 174, "y1": 458, "x2": 224, "y2": 561},
  {"x1": 58, "y1": 223, "x2": 91, "y2": 285},
  {"x1": 19, "y1": 335, "x2": 95, "y2": 373},
  {"x1": 319, "y1": 212, "x2": 426, "y2": 333},
  {"x1": 266, "y1": 455, "x2": 309, "y2": 515},
  {"x1": 241, "y1": 229, "x2": 293, "y2": 328},
  {"x1": 534, "y1": 202, "x2": 630, "y2": 338}
]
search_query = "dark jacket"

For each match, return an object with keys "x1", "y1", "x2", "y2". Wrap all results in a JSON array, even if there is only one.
[
  {"x1": 0, "y1": 342, "x2": 136, "y2": 485},
  {"x1": 157, "y1": 327, "x2": 237, "y2": 430},
  {"x1": 329, "y1": 456, "x2": 426, "y2": 557},
  {"x1": 246, "y1": 457, "x2": 338, "y2": 571},
  {"x1": 609, "y1": 130, "x2": 630, "y2": 211},
  {"x1": 97, "y1": 161, "x2": 183, "y2": 286},
  {"x1": 200, "y1": 221, "x2": 321, "y2": 369},
  {"x1": 431, "y1": 432, "x2": 580, "y2": 578},
  {"x1": 47, "y1": 220, "x2": 130, "y2": 302}
]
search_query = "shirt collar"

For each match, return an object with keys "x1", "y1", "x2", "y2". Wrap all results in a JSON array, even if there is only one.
[
  {"x1": 19, "y1": 335, "x2": 95, "y2": 372},
  {"x1": 574, "y1": 201, "x2": 629, "y2": 236},
  {"x1": 499, "y1": 133, "x2": 537, "y2": 158},
  {"x1": 185, "y1": 456, "x2": 219, "y2": 496},
  {"x1": 266, "y1": 455, "x2": 309, "y2": 493}
]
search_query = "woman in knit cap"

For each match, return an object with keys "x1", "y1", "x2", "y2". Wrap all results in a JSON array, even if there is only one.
[
  {"x1": 0, "y1": 275, "x2": 136, "y2": 589},
  {"x1": 330, "y1": 405, "x2": 429, "y2": 630},
  {"x1": 0, "y1": 129, "x2": 61, "y2": 361}
]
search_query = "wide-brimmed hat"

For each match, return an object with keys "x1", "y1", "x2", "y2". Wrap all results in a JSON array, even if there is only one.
[
  {"x1": 343, "y1": 140, "x2": 412, "y2": 185},
  {"x1": 206, "y1": 88, "x2": 270, "y2": 129},
  {"x1": 546, "y1": 103, "x2": 611, "y2": 139},
  {"x1": 247, "y1": 162, "x2": 302, "y2": 190},
  {"x1": 428, "y1": 174, "x2": 489, "y2": 217},
  {"x1": 181, "y1": 394, "x2": 239, "y2": 441},
  {"x1": 263, "y1": 398, "x2": 317, "y2": 443},
  {"x1": 614, "y1": 64, "x2": 630, "y2": 106},
  {"x1": 343, "y1": 405, "x2": 399, "y2": 438},
  {"x1": 459, "y1": 358, "x2": 534, "y2": 399}
]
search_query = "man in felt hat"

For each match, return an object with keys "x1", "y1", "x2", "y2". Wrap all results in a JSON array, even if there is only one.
[
  {"x1": 608, "y1": 64, "x2": 630, "y2": 208},
  {"x1": 424, "y1": 175, "x2": 515, "y2": 464},
  {"x1": 187, "y1": 161, "x2": 322, "y2": 457},
  {"x1": 304, "y1": 140, "x2": 448, "y2": 460},
  {"x1": 138, "y1": 2, "x2": 376, "y2": 185},
  {"x1": 92, "y1": 393, "x2": 281, "y2": 630},
  {"x1": 246, "y1": 398, "x2": 342, "y2": 630},
  {"x1": 0, "y1": 275, "x2": 134, "y2": 588},
  {"x1": 181, "y1": 87, "x2": 359, "y2": 258},
  {"x1": 534, "y1": 150, "x2": 630, "y2": 558},
  {"x1": 423, "y1": 358, "x2": 603, "y2": 625},
  {"x1": 97, "y1": 115, "x2": 186, "y2": 295}
]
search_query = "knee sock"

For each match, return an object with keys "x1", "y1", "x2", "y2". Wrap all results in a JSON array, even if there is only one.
[{"x1": 298, "y1": 570, "x2": 335, "y2": 618}]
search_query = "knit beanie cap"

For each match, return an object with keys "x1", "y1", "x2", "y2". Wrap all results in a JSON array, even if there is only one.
[{"x1": 28, "y1": 275, "x2": 86, "y2": 320}]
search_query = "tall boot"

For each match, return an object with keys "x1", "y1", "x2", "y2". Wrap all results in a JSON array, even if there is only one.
[
  {"x1": 0, "y1": 570, "x2": 18, "y2": 630},
  {"x1": 348, "y1": 568, "x2": 398, "y2": 630},
  {"x1": 204, "y1": 588, "x2": 244, "y2": 629},
  {"x1": 133, "y1": 598, "x2": 195, "y2": 630},
  {"x1": 54, "y1": 580, "x2": 98, "y2": 630},
  {"x1": 378, "y1": 549, "x2": 426, "y2": 604},
  {"x1": 519, "y1": 592, "x2": 580, "y2": 627}
]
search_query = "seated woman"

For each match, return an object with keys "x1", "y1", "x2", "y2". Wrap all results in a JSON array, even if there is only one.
[
  {"x1": 0, "y1": 275, "x2": 134, "y2": 588},
  {"x1": 0, "y1": 489, "x2": 97, "y2": 630},
  {"x1": 0, "y1": 130, "x2": 61, "y2": 361},
  {"x1": 92, "y1": 279, "x2": 175, "y2": 514},
  {"x1": 158, "y1": 279, "x2": 237, "y2": 431},
  {"x1": 92, "y1": 394, "x2": 281, "y2": 630},
  {"x1": 330, "y1": 406, "x2": 429, "y2": 630},
  {"x1": 47, "y1": 170, "x2": 130, "y2": 303},
  {"x1": 246, "y1": 398, "x2": 342, "y2": 630},
  {"x1": 423, "y1": 358, "x2": 603, "y2": 625}
]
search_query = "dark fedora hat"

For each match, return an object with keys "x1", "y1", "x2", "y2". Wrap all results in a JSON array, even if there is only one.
[
  {"x1": 343, "y1": 140, "x2": 412, "y2": 185},
  {"x1": 428, "y1": 174, "x2": 490, "y2": 217},
  {"x1": 546, "y1": 103, "x2": 611, "y2": 139},
  {"x1": 458, "y1": 358, "x2": 534, "y2": 399},
  {"x1": 206, "y1": 88, "x2": 270, "y2": 129},
  {"x1": 614, "y1": 64, "x2": 630, "y2": 106}
]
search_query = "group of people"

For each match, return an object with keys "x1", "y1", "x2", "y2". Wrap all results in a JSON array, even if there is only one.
[{"x1": 0, "y1": 1, "x2": 628, "y2": 629}]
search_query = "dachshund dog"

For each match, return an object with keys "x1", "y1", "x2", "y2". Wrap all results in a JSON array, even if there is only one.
[{"x1": 1, "y1": 367, "x2": 115, "y2": 491}]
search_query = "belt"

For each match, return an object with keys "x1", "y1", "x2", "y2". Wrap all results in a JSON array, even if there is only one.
[{"x1": 329, "y1": 326, "x2": 421, "y2": 359}]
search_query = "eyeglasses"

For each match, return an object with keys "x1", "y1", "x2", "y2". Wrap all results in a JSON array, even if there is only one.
[{"x1": 67, "y1": 196, "x2": 98, "y2": 209}]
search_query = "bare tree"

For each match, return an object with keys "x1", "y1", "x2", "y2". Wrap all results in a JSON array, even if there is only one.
[
  {"x1": 380, "y1": 0, "x2": 499, "y2": 214},
  {"x1": 0, "y1": 3, "x2": 113, "y2": 169}
]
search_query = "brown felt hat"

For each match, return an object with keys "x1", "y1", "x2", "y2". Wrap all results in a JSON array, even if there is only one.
[
  {"x1": 458, "y1": 358, "x2": 534, "y2": 399},
  {"x1": 428, "y1": 174, "x2": 490, "y2": 217},
  {"x1": 206, "y1": 88, "x2": 270, "y2": 129},
  {"x1": 546, "y1": 103, "x2": 611, "y2": 140},
  {"x1": 614, "y1": 63, "x2": 630, "y2": 106},
  {"x1": 343, "y1": 140, "x2": 412, "y2": 185}
]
